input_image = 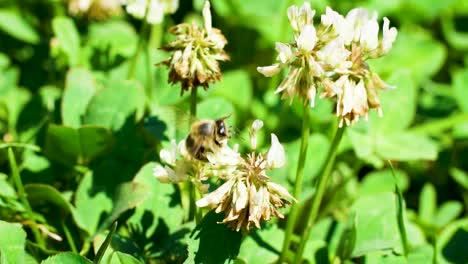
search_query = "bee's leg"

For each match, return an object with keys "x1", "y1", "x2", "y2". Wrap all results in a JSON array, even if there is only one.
[{"x1": 197, "y1": 146, "x2": 207, "y2": 160}]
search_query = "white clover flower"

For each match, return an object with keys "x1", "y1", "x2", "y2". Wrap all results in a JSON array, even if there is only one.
[
  {"x1": 158, "y1": 0, "x2": 229, "y2": 94},
  {"x1": 257, "y1": 4, "x2": 398, "y2": 127},
  {"x1": 196, "y1": 120, "x2": 295, "y2": 231},
  {"x1": 121, "y1": 0, "x2": 179, "y2": 24}
]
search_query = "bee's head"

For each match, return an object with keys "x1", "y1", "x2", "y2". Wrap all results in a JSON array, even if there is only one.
[{"x1": 215, "y1": 119, "x2": 229, "y2": 138}]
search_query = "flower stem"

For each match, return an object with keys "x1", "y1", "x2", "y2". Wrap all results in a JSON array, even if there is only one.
[
  {"x1": 293, "y1": 125, "x2": 345, "y2": 264},
  {"x1": 187, "y1": 86, "x2": 199, "y2": 222},
  {"x1": 7, "y1": 148, "x2": 45, "y2": 247},
  {"x1": 144, "y1": 23, "x2": 164, "y2": 107},
  {"x1": 127, "y1": 8, "x2": 150, "y2": 80},
  {"x1": 61, "y1": 219, "x2": 78, "y2": 253},
  {"x1": 278, "y1": 104, "x2": 310, "y2": 264},
  {"x1": 190, "y1": 86, "x2": 198, "y2": 117}
]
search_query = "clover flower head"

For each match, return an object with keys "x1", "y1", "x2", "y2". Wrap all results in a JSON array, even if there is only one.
[
  {"x1": 158, "y1": 0, "x2": 229, "y2": 95},
  {"x1": 196, "y1": 120, "x2": 295, "y2": 231},
  {"x1": 257, "y1": 4, "x2": 398, "y2": 127},
  {"x1": 68, "y1": 0, "x2": 122, "y2": 19},
  {"x1": 121, "y1": 0, "x2": 178, "y2": 24}
]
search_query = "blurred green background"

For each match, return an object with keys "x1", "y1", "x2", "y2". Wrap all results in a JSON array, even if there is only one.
[{"x1": 1, "y1": 0, "x2": 468, "y2": 263}]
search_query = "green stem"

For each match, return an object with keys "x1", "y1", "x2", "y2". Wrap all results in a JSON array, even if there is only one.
[
  {"x1": 278, "y1": 104, "x2": 310, "y2": 263},
  {"x1": 190, "y1": 87, "x2": 198, "y2": 117},
  {"x1": 144, "y1": 23, "x2": 163, "y2": 108},
  {"x1": 7, "y1": 148, "x2": 45, "y2": 247},
  {"x1": 127, "y1": 10, "x2": 150, "y2": 80},
  {"x1": 61, "y1": 219, "x2": 78, "y2": 253},
  {"x1": 293, "y1": 126, "x2": 345, "y2": 264},
  {"x1": 188, "y1": 87, "x2": 199, "y2": 222}
]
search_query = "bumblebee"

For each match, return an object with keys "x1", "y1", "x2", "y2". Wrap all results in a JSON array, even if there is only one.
[{"x1": 185, "y1": 115, "x2": 231, "y2": 160}]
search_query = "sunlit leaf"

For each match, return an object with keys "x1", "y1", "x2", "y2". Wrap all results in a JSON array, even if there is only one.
[
  {"x1": 0, "y1": 9, "x2": 39, "y2": 44},
  {"x1": 0, "y1": 220, "x2": 27, "y2": 263},
  {"x1": 52, "y1": 16, "x2": 81, "y2": 66},
  {"x1": 62, "y1": 68, "x2": 98, "y2": 128},
  {"x1": 83, "y1": 80, "x2": 145, "y2": 131},
  {"x1": 41, "y1": 252, "x2": 92, "y2": 264}
]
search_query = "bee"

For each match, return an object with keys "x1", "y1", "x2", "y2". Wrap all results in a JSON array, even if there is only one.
[{"x1": 185, "y1": 115, "x2": 231, "y2": 160}]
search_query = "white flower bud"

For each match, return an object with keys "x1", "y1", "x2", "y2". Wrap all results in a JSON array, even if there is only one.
[
  {"x1": 266, "y1": 134, "x2": 286, "y2": 169},
  {"x1": 160, "y1": 140, "x2": 177, "y2": 165},
  {"x1": 382, "y1": 17, "x2": 398, "y2": 54},
  {"x1": 202, "y1": 0, "x2": 212, "y2": 34},
  {"x1": 249, "y1": 119, "x2": 264, "y2": 150}
]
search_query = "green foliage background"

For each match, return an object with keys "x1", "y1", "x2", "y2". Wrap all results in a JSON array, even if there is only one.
[{"x1": 1, "y1": 0, "x2": 468, "y2": 263}]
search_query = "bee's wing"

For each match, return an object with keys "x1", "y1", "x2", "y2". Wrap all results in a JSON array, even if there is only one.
[{"x1": 151, "y1": 105, "x2": 194, "y2": 142}]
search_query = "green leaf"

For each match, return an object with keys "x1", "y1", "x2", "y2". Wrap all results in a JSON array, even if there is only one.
[
  {"x1": 371, "y1": 70, "x2": 416, "y2": 132},
  {"x1": 375, "y1": 132, "x2": 438, "y2": 161},
  {"x1": 408, "y1": 245, "x2": 434, "y2": 264},
  {"x1": 0, "y1": 9, "x2": 39, "y2": 44},
  {"x1": 0, "y1": 220, "x2": 27, "y2": 264},
  {"x1": 197, "y1": 97, "x2": 236, "y2": 122},
  {"x1": 207, "y1": 70, "x2": 253, "y2": 112},
  {"x1": 419, "y1": 183, "x2": 436, "y2": 225},
  {"x1": 83, "y1": 80, "x2": 145, "y2": 131},
  {"x1": 237, "y1": 224, "x2": 283, "y2": 263},
  {"x1": 97, "y1": 181, "x2": 149, "y2": 234},
  {"x1": 73, "y1": 172, "x2": 113, "y2": 235},
  {"x1": 41, "y1": 252, "x2": 92, "y2": 264},
  {"x1": 452, "y1": 68, "x2": 468, "y2": 112},
  {"x1": 24, "y1": 184, "x2": 74, "y2": 214},
  {"x1": 109, "y1": 252, "x2": 142, "y2": 264},
  {"x1": 93, "y1": 232, "x2": 144, "y2": 264},
  {"x1": 94, "y1": 222, "x2": 117, "y2": 264},
  {"x1": 436, "y1": 218, "x2": 468, "y2": 264},
  {"x1": 0, "y1": 173, "x2": 16, "y2": 198},
  {"x1": 442, "y1": 13, "x2": 468, "y2": 50},
  {"x1": 44, "y1": 125, "x2": 114, "y2": 166},
  {"x1": 369, "y1": 27, "x2": 447, "y2": 84},
  {"x1": 127, "y1": 162, "x2": 184, "y2": 237},
  {"x1": 351, "y1": 192, "x2": 402, "y2": 257},
  {"x1": 52, "y1": 16, "x2": 81, "y2": 66},
  {"x1": 187, "y1": 211, "x2": 242, "y2": 264},
  {"x1": 360, "y1": 169, "x2": 410, "y2": 196},
  {"x1": 434, "y1": 201, "x2": 463, "y2": 228},
  {"x1": 87, "y1": 20, "x2": 137, "y2": 60},
  {"x1": 62, "y1": 68, "x2": 98, "y2": 127},
  {"x1": 450, "y1": 168, "x2": 468, "y2": 190}
]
